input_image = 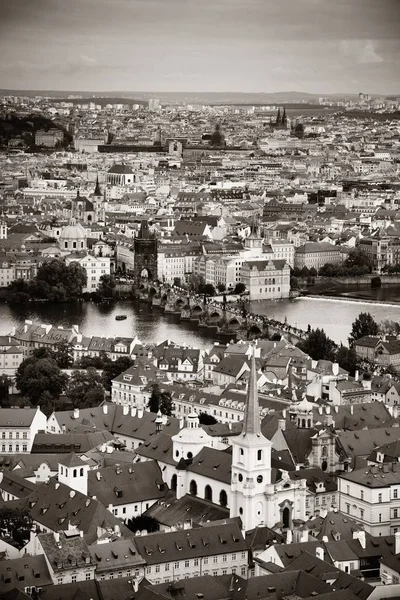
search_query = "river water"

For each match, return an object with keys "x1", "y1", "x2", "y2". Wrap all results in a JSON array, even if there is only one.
[{"x1": 1, "y1": 286, "x2": 400, "y2": 348}]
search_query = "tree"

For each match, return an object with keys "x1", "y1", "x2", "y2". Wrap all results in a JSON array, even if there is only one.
[
  {"x1": 16, "y1": 356, "x2": 67, "y2": 405},
  {"x1": 102, "y1": 356, "x2": 134, "y2": 391},
  {"x1": 127, "y1": 515, "x2": 159, "y2": 534},
  {"x1": 147, "y1": 383, "x2": 173, "y2": 416},
  {"x1": 349, "y1": 312, "x2": 379, "y2": 346},
  {"x1": 298, "y1": 328, "x2": 336, "y2": 362},
  {"x1": 198, "y1": 412, "x2": 218, "y2": 425},
  {"x1": 0, "y1": 506, "x2": 33, "y2": 549},
  {"x1": 54, "y1": 341, "x2": 74, "y2": 369},
  {"x1": 203, "y1": 283, "x2": 216, "y2": 297},
  {"x1": 294, "y1": 123, "x2": 304, "y2": 138},
  {"x1": 335, "y1": 345, "x2": 358, "y2": 376},
  {"x1": 98, "y1": 274, "x2": 116, "y2": 299},
  {"x1": 217, "y1": 282, "x2": 226, "y2": 293},
  {"x1": 65, "y1": 368, "x2": 105, "y2": 408},
  {"x1": 380, "y1": 319, "x2": 400, "y2": 336},
  {"x1": 234, "y1": 282, "x2": 246, "y2": 295},
  {"x1": 345, "y1": 248, "x2": 371, "y2": 270},
  {"x1": 0, "y1": 375, "x2": 10, "y2": 406}
]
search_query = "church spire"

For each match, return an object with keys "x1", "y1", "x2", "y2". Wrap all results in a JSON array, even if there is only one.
[
  {"x1": 276, "y1": 108, "x2": 281, "y2": 126},
  {"x1": 243, "y1": 344, "x2": 261, "y2": 436},
  {"x1": 94, "y1": 175, "x2": 101, "y2": 197}
]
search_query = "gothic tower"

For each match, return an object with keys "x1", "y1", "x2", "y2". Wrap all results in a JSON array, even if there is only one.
[
  {"x1": 133, "y1": 220, "x2": 158, "y2": 284},
  {"x1": 230, "y1": 345, "x2": 273, "y2": 531},
  {"x1": 92, "y1": 176, "x2": 105, "y2": 223}
]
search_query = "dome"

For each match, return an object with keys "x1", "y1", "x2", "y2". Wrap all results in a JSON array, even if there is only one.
[{"x1": 60, "y1": 221, "x2": 86, "y2": 241}]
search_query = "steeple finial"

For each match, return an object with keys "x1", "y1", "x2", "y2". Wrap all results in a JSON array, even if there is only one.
[
  {"x1": 243, "y1": 344, "x2": 261, "y2": 436},
  {"x1": 94, "y1": 175, "x2": 101, "y2": 197}
]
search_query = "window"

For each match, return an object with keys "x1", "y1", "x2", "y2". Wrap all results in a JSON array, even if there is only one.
[
  {"x1": 232, "y1": 553, "x2": 236, "y2": 561},
  {"x1": 222, "y1": 554, "x2": 227, "y2": 563},
  {"x1": 379, "y1": 513, "x2": 382, "y2": 523},
  {"x1": 165, "y1": 563, "x2": 170, "y2": 571},
  {"x1": 194, "y1": 559, "x2": 199, "y2": 566},
  {"x1": 241, "y1": 552, "x2": 246, "y2": 560},
  {"x1": 213, "y1": 556, "x2": 218, "y2": 564},
  {"x1": 174, "y1": 562, "x2": 179, "y2": 570},
  {"x1": 394, "y1": 509, "x2": 398, "y2": 519},
  {"x1": 203, "y1": 558, "x2": 208, "y2": 565},
  {"x1": 378, "y1": 493, "x2": 383, "y2": 502},
  {"x1": 86, "y1": 573, "x2": 91, "y2": 580},
  {"x1": 360, "y1": 491, "x2": 364, "y2": 500},
  {"x1": 146, "y1": 567, "x2": 151, "y2": 574},
  {"x1": 394, "y1": 489, "x2": 398, "y2": 499},
  {"x1": 257, "y1": 450, "x2": 262, "y2": 461},
  {"x1": 241, "y1": 566, "x2": 247, "y2": 576},
  {"x1": 184, "y1": 560, "x2": 189, "y2": 568},
  {"x1": 155, "y1": 565, "x2": 160, "y2": 573},
  {"x1": 71, "y1": 575, "x2": 77, "y2": 583}
]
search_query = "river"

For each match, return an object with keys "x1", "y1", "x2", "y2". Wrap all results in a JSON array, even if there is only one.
[{"x1": 1, "y1": 287, "x2": 400, "y2": 348}]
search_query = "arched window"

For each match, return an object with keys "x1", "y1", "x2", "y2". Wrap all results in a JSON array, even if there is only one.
[
  {"x1": 80, "y1": 468, "x2": 84, "y2": 476},
  {"x1": 219, "y1": 489, "x2": 228, "y2": 508},
  {"x1": 171, "y1": 474, "x2": 177, "y2": 491},
  {"x1": 60, "y1": 466, "x2": 63, "y2": 475},
  {"x1": 189, "y1": 480, "x2": 197, "y2": 496},
  {"x1": 73, "y1": 242, "x2": 77, "y2": 249},
  {"x1": 240, "y1": 448, "x2": 244, "y2": 456},
  {"x1": 187, "y1": 452, "x2": 193, "y2": 459},
  {"x1": 73, "y1": 469, "x2": 77, "y2": 478},
  {"x1": 204, "y1": 485, "x2": 212, "y2": 502},
  {"x1": 257, "y1": 450, "x2": 262, "y2": 461}
]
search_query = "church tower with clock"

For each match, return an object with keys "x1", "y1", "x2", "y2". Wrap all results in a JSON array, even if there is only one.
[
  {"x1": 230, "y1": 345, "x2": 273, "y2": 531},
  {"x1": 230, "y1": 344, "x2": 308, "y2": 531}
]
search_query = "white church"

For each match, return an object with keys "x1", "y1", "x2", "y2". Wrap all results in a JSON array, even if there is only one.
[{"x1": 136, "y1": 346, "x2": 308, "y2": 532}]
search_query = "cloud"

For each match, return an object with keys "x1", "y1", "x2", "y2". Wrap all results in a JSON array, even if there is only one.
[{"x1": 339, "y1": 40, "x2": 384, "y2": 64}]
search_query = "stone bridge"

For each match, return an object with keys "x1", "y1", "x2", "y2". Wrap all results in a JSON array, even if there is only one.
[{"x1": 144, "y1": 284, "x2": 308, "y2": 344}]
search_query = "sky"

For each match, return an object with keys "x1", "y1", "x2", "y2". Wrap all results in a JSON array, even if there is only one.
[{"x1": 0, "y1": 0, "x2": 399, "y2": 94}]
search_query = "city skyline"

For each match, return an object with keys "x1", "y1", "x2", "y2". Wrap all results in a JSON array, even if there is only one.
[{"x1": 1, "y1": 0, "x2": 400, "y2": 95}]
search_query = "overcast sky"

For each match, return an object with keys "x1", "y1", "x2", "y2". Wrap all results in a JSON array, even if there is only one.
[{"x1": 0, "y1": 0, "x2": 399, "y2": 94}]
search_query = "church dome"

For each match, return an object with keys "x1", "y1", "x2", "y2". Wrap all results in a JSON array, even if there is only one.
[
  {"x1": 60, "y1": 221, "x2": 86, "y2": 241},
  {"x1": 59, "y1": 220, "x2": 87, "y2": 252}
]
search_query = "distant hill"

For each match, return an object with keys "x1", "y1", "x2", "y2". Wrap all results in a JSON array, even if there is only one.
[{"x1": 0, "y1": 89, "x2": 365, "y2": 105}]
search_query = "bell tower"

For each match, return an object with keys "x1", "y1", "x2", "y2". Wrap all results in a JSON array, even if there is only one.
[
  {"x1": 230, "y1": 344, "x2": 273, "y2": 531},
  {"x1": 92, "y1": 175, "x2": 105, "y2": 223}
]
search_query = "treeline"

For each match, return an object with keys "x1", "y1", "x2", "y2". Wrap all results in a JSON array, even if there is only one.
[
  {"x1": 0, "y1": 114, "x2": 72, "y2": 147},
  {"x1": 8, "y1": 259, "x2": 87, "y2": 303}
]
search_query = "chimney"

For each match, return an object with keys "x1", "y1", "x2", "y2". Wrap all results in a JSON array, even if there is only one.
[
  {"x1": 278, "y1": 418, "x2": 286, "y2": 431},
  {"x1": 286, "y1": 529, "x2": 293, "y2": 544},
  {"x1": 80, "y1": 530, "x2": 84, "y2": 538},
  {"x1": 355, "y1": 370, "x2": 359, "y2": 382},
  {"x1": 103, "y1": 405, "x2": 108, "y2": 415},
  {"x1": 353, "y1": 530, "x2": 366, "y2": 549},
  {"x1": 315, "y1": 546, "x2": 324, "y2": 561},
  {"x1": 123, "y1": 405, "x2": 129, "y2": 416},
  {"x1": 131, "y1": 407, "x2": 137, "y2": 417},
  {"x1": 54, "y1": 532, "x2": 60, "y2": 543},
  {"x1": 326, "y1": 406, "x2": 331, "y2": 415},
  {"x1": 137, "y1": 408, "x2": 144, "y2": 419},
  {"x1": 62, "y1": 424, "x2": 66, "y2": 434},
  {"x1": 395, "y1": 531, "x2": 400, "y2": 555},
  {"x1": 350, "y1": 405, "x2": 354, "y2": 415},
  {"x1": 73, "y1": 408, "x2": 79, "y2": 420},
  {"x1": 332, "y1": 363, "x2": 339, "y2": 376}
]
